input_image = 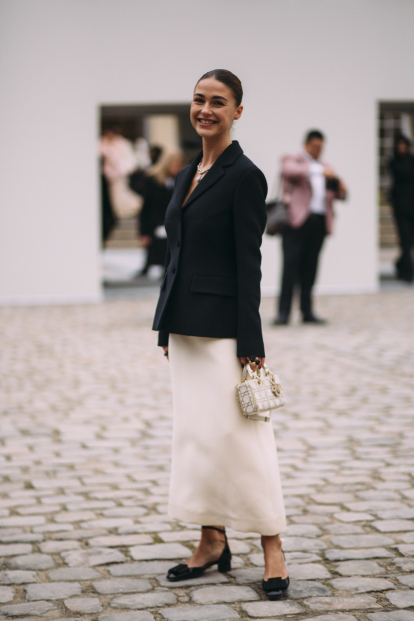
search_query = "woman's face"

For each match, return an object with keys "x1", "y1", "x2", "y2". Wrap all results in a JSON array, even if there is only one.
[
  {"x1": 190, "y1": 78, "x2": 243, "y2": 139},
  {"x1": 397, "y1": 140, "x2": 408, "y2": 155}
]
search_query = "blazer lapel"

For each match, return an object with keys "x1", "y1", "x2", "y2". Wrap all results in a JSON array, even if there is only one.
[
  {"x1": 182, "y1": 141, "x2": 243, "y2": 211},
  {"x1": 173, "y1": 158, "x2": 199, "y2": 212},
  {"x1": 182, "y1": 164, "x2": 225, "y2": 210}
]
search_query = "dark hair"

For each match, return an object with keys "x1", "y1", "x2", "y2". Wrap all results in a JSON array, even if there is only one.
[
  {"x1": 396, "y1": 134, "x2": 411, "y2": 147},
  {"x1": 305, "y1": 129, "x2": 325, "y2": 143},
  {"x1": 196, "y1": 69, "x2": 243, "y2": 107},
  {"x1": 149, "y1": 145, "x2": 163, "y2": 165},
  {"x1": 394, "y1": 133, "x2": 411, "y2": 156}
]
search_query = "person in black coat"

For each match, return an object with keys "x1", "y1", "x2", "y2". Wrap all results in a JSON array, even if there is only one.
[
  {"x1": 152, "y1": 69, "x2": 289, "y2": 600},
  {"x1": 388, "y1": 135, "x2": 414, "y2": 282},
  {"x1": 138, "y1": 153, "x2": 184, "y2": 276}
]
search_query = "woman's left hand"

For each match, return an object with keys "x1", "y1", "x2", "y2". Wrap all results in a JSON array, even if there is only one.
[{"x1": 240, "y1": 357, "x2": 265, "y2": 369}]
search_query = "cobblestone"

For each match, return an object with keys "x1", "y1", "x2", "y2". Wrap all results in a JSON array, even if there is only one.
[
  {"x1": 304, "y1": 595, "x2": 381, "y2": 610},
  {"x1": 0, "y1": 570, "x2": 38, "y2": 584},
  {"x1": 99, "y1": 613, "x2": 156, "y2": 621},
  {"x1": 308, "y1": 616, "x2": 358, "y2": 621},
  {"x1": 396, "y1": 544, "x2": 414, "y2": 556},
  {"x1": 191, "y1": 585, "x2": 259, "y2": 604},
  {"x1": 287, "y1": 580, "x2": 332, "y2": 598},
  {"x1": 372, "y1": 520, "x2": 414, "y2": 532},
  {"x1": 334, "y1": 560, "x2": 384, "y2": 575},
  {"x1": 64, "y1": 596, "x2": 103, "y2": 612},
  {"x1": 61, "y1": 546, "x2": 127, "y2": 566},
  {"x1": 49, "y1": 566, "x2": 102, "y2": 580},
  {"x1": 0, "y1": 600, "x2": 56, "y2": 616},
  {"x1": 163, "y1": 606, "x2": 239, "y2": 620},
  {"x1": 288, "y1": 562, "x2": 332, "y2": 579},
  {"x1": 368, "y1": 613, "x2": 414, "y2": 621},
  {"x1": 386, "y1": 591, "x2": 414, "y2": 608},
  {"x1": 329, "y1": 534, "x2": 394, "y2": 547},
  {"x1": 0, "y1": 543, "x2": 32, "y2": 556},
  {"x1": 5, "y1": 553, "x2": 55, "y2": 570},
  {"x1": 0, "y1": 586, "x2": 14, "y2": 603},
  {"x1": 1, "y1": 291, "x2": 414, "y2": 619},
  {"x1": 129, "y1": 543, "x2": 190, "y2": 560},
  {"x1": 330, "y1": 577, "x2": 396, "y2": 592},
  {"x1": 109, "y1": 561, "x2": 173, "y2": 576},
  {"x1": 26, "y1": 581, "x2": 82, "y2": 600},
  {"x1": 326, "y1": 547, "x2": 394, "y2": 561},
  {"x1": 93, "y1": 578, "x2": 152, "y2": 594},
  {"x1": 112, "y1": 591, "x2": 177, "y2": 609},
  {"x1": 241, "y1": 600, "x2": 304, "y2": 616}
]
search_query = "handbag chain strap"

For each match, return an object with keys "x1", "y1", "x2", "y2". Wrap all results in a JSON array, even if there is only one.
[{"x1": 243, "y1": 364, "x2": 282, "y2": 396}]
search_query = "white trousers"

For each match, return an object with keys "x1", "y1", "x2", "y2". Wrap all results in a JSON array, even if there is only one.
[{"x1": 168, "y1": 334, "x2": 286, "y2": 536}]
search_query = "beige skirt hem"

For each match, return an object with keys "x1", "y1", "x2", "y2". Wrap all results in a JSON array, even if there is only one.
[{"x1": 169, "y1": 503, "x2": 286, "y2": 537}]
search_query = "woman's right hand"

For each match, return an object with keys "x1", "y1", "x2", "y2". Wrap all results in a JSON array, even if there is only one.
[
  {"x1": 240, "y1": 356, "x2": 265, "y2": 369},
  {"x1": 162, "y1": 346, "x2": 169, "y2": 361}
]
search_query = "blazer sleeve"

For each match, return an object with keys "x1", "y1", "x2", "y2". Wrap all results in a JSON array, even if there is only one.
[
  {"x1": 157, "y1": 329, "x2": 169, "y2": 347},
  {"x1": 157, "y1": 243, "x2": 171, "y2": 348},
  {"x1": 281, "y1": 155, "x2": 309, "y2": 181},
  {"x1": 233, "y1": 167, "x2": 267, "y2": 358}
]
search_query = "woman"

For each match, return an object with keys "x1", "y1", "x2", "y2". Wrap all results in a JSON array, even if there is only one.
[
  {"x1": 389, "y1": 134, "x2": 414, "y2": 282},
  {"x1": 139, "y1": 152, "x2": 184, "y2": 278},
  {"x1": 152, "y1": 69, "x2": 289, "y2": 600}
]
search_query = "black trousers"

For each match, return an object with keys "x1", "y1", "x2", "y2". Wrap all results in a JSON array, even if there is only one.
[
  {"x1": 278, "y1": 213, "x2": 327, "y2": 318},
  {"x1": 393, "y1": 210, "x2": 414, "y2": 282}
]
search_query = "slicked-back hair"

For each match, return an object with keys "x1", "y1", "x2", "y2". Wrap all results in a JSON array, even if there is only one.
[{"x1": 196, "y1": 69, "x2": 243, "y2": 107}]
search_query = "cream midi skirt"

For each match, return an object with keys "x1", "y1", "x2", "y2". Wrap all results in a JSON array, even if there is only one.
[{"x1": 168, "y1": 334, "x2": 286, "y2": 536}]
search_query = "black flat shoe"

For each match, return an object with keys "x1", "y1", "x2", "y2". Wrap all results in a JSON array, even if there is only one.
[
  {"x1": 303, "y1": 313, "x2": 327, "y2": 325},
  {"x1": 262, "y1": 576, "x2": 290, "y2": 600},
  {"x1": 166, "y1": 526, "x2": 232, "y2": 582},
  {"x1": 272, "y1": 315, "x2": 289, "y2": 326}
]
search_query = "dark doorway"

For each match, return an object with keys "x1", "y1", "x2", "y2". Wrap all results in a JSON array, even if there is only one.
[
  {"x1": 378, "y1": 102, "x2": 414, "y2": 280},
  {"x1": 99, "y1": 103, "x2": 200, "y2": 290}
]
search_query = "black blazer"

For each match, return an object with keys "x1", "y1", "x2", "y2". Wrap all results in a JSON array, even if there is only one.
[{"x1": 152, "y1": 141, "x2": 267, "y2": 357}]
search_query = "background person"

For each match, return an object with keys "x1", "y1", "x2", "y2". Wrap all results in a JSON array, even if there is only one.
[
  {"x1": 388, "y1": 134, "x2": 414, "y2": 282},
  {"x1": 128, "y1": 138, "x2": 153, "y2": 209},
  {"x1": 99, "y1": 126, "x2": 141, "y2": 220},
  {"x1": 275, "y1": 129, "x2": 347, "y2": 325},
  {"x1": 150, "y1": 144, "x2": 163, "y2": 165},
  {"x1": 101, "y1": 164, "x2": 117, "y2": 243},
  {"x1": 138, "y1": 152, "x2": 184, "y2": 279},
  {"x1": 152, "y1": 69, "x2": 289, "y2": 601}
]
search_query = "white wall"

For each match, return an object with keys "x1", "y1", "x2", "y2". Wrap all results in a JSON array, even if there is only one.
[{"x1": 1, "y1": 0, "x2": 414, "y2": 304}]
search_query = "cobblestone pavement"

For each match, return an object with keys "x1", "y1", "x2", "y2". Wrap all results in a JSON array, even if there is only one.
[{"x1": 1, "y1": 289, "x2": 414, "y2": 621}]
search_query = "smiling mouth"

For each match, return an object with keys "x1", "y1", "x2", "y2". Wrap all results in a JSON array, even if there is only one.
[{"x1": 198, "y1": 119, "x2": 217, "y2": 126}]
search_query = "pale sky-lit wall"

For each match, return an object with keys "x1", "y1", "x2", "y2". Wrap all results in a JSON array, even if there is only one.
[{"x1": 1, "y1": 0, "x2": 413, "y2": 303}]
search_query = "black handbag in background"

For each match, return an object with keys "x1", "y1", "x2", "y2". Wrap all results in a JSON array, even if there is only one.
[
  {"x1": 266, "y1": 175, "x2": 290, "y2": 236},
  {"x1": 266, "y1": 199, "x2": 289, "y2": 236}
]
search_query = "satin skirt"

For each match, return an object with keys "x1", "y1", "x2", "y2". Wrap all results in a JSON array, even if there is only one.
[{"x1": 168, "y1": 334, "x2": 286, "y2": 536}]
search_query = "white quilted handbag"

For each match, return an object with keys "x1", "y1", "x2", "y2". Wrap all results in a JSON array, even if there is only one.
[{"x1": 235, "y1": 364, "x2": 285, "y2": 422}]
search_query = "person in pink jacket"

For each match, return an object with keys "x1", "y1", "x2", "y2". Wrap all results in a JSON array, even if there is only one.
[{"x1": 274, "y1": 130, "x2": 347, "y2": 325}]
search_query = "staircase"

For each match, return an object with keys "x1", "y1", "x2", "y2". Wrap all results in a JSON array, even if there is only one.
[
  {"x1": 379, "y1": 202, "x2": 398, "y2": 247},
  {"x1": 105, "y1": 217, "x2": 140, "y2": 249}
]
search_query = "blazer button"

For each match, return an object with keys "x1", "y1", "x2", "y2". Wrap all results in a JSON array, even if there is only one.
[{"x1": 172, "y1": 266, "x2": 176, "y2": 274}]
